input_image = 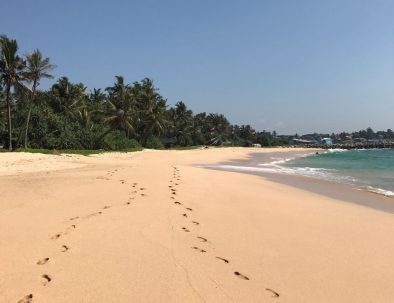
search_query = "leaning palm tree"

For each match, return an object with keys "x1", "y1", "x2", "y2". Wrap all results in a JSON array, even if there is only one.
[
  {"x1": 22, "y1": 49, "x2": 55, "y2": 148},
  {"x1": 0, "y1": 35, "x2": 26, "y2": 150}
]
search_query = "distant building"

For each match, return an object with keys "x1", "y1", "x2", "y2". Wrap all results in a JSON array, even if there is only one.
[{"x1": 321, "y1": 138, "x2": 333, "y2": 145}]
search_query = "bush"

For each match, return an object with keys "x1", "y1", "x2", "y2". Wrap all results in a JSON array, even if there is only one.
[
  {"x1": 104, "y1": 130, "x2": 141, "y2": 150},
  {"x1": 145, "y1": 136, "x2": 164, "y2": 149}
]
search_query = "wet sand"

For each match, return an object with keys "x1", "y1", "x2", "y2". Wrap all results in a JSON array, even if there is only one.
[
  {"x1": 0, "y1": 148, "x2": 393, "y2": 302},
  {"x1": 212, "y1": 151, "x2": 394, "y2": 214}
]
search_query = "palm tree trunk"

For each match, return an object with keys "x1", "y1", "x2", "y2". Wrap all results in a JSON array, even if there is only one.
[
  {"x1": 23, "y1": 107, "x2": 32, "y2": 149},
  {"x1": 24, "y1": 80, "x2": 37, "y2": 148},
  {"x1": 5, "y1": 84, "x2": 12, "y2": 151}
]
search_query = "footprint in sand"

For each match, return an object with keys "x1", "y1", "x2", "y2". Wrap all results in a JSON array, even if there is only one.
[
  {"x1": 186, "y1": 208, "x2": 193, "y2": 211},
  {"x1": 51, "y1": 233, "x2": 62, "y2": 240},
  {"x1": 37, "y1": 258, "x2": 49, "y2": 265},
  {"x1": 234, "y1": 272, "x2": 249, "y2": 280},
  {"x1": 265, "y1": 288, "x2": 280, "y2": 298},
  {"x1": 69, "y1": 216, "x2": 79, "y2": 221},
  {"x1": 216, "y1": 257, "x2": 229, "y2": 263},
  {"x1": 84, "y1": 212, "x2": 102, "y2": 219},
  {"x1": 61, "y1": 245, "x2": 69, "y2": 252},
  {"x1": 140, "y1": 187, "x2": 146, "y2": 190},
  {"x1": 141, "y1": 193, "x2": 146, "y2": 197},
  {"x1": 192, "y1": 221, "x2": 200, "y2": 225},
  {"x1": 182, "y1": 213, "x2": 188, "y2": 217},
  {"x1": 182, "y1": 227, "x2": 190, "y2": 232},
  {"x1": 197, "y1": 236, "x2": 208, "y2": 242},
  {"x1": 174, "y1": 201, "x2": 182, "y2": 205},
  {"x1": 125, "y1": 202, "x2": 131, "y2": 205},
  {"x1": 192, "y1": 246, "x2": 206, "y2": 253},
  {"x1": 18, "y1": 294, "x2": 33, "y2": 303},
  {"x1": 41, "y1": 274, "x2": 51, "y2": 285},
  {"x1": 170, "y1": 197, "x2": 175, "y2": 200}
]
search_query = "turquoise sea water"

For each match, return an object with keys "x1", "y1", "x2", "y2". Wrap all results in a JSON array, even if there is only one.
[{"x1": 282, "y1": 149, "x2": 394, "y2": 196}]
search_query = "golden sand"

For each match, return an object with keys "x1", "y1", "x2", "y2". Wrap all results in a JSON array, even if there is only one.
[{"x1": 1, "y1": 148, "x2": 393, "y2": 302}]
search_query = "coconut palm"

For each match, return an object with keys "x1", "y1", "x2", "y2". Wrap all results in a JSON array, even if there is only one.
[
  {"x1": 133, "y1": 78, "x2": 169, "y2": 143},
  {"x1": 191, "y1": 112, "x2": 207, "y2": 145},
  {"x1": 206, "y1": 113, "x2": 231, "y2": 145},
  {"x1": 22, "y1": 49, "x2": 55, "y2": 148},
  {"x1": 85, "y1": 88, "x2": 107, "y2": 125},
  {"x1": 0, "y1": 82, "x2": 5, "y2": 133},
  {"x1": 142, "y1": 99, "x2": 169, "y2": 140},
  {"x1": 0, "y1": 35, "x2": 26, "y2": 150},
  {"x1": 170, "y1": 101, "x2": 194, "y2": 146},
  {"x1": 50, "y1": 77, "x2": 86, "y2": 119},
  {"x1": 97, "y1": 76, "x2": 135, "y2": 144}
]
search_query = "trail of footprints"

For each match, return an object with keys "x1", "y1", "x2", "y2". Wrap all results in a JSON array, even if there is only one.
[
  {"x1": 18, "y1": 168, "x2": 148, "y2": 302},
  {"x1": 170, "y1": 166, "x2": 244, "y2": 277},
  {"x1": 18, "y1": 167, "x2": 279, "y2": 300},
  {"x1": 170, "y1": 166, "x2": 280, "y2": 297}
]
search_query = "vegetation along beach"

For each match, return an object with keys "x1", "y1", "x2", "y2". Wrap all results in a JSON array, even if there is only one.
[{"x1": 1, "y1": 1, "x2": 394, "y2": 302}]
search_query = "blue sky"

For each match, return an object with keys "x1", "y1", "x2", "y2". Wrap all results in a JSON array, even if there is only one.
[{"x1": 1, "y1": 0, "x2": 393, "y2": 134}]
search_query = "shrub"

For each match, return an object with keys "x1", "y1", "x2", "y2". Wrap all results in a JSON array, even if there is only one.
[
  {"x1": 145, "y1": 136, "x2": 164, "y2": 149},
  {"x1": 104, "y1": 130, "x2": 141, "y2": 150}
]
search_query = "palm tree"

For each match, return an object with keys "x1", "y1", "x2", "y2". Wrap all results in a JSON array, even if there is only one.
[
  {"x1": 0, "y1": 82, "x2": 5, "y2": 134},
  {"x1": 0, "y1": 35, "x2": 25, "y2": 150},
  {"x1": 143, "y1": 99, "x2": 169, "y2": 140},
  {"x1": 191, "y1": 112, "x2": 207, "y2": 145},
  {"x1": 170, "y1": 101, "x2": 194, "y2": 146},
  {"x1": 22, "y1": 49, "x2": 55, "y2": 148},
  {"x1": 50, "y1": 77, "x2": 86, "y2": 119},
  {"x1": 206, "y1": 113, "x2": 230, "y2": 145},
  {"x1": 133, "y1": 78, "x2": 168, "y2": 143},
  {"x1": 87, "y1": 88, "x2": 106, "y2": 122},
  {"x1": 96, "y1": 76, "x2": 135, "y2": 145}
]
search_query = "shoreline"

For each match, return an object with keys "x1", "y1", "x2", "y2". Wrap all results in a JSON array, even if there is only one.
[
  {"x1": 200, "y1": 150, "x2": 394, "y2": 214},
  {"x1": 1, "y1": 148, "x2": 393, "y2": 302}
]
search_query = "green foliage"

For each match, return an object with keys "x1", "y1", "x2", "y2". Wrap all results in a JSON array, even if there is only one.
[
  {"x1": 4, "y1": 34, "x2": 391, "y2": 153},
  {"x1": 145, "y1": 136, "x2": 164, "y2": 149},
  {"x1": 104, "y1": 130, "x2": 141, "y2": 150}
]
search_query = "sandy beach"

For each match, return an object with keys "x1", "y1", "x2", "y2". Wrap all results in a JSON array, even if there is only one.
[{"x1": 1, "y1": 148, "x2": 393, "y2": 303}]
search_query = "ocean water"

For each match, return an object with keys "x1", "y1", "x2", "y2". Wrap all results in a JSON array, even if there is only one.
[
  {"x1": 200, "y1": 149, "x2": 394, "y2": 197},
  {"x1": 282, "y1": 149, "x2": 394, "y2": 196}
]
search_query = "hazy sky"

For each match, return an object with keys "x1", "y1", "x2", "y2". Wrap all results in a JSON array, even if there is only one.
[{"x1": 1, "y1": 0, "x2": 393, "y2": 134}]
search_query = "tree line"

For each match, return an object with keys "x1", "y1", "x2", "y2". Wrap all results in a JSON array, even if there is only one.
[
  {"x1": 292, "y1": 127, "x2": 394, "y2": 144},
  {"x1": 0, "y1": 35, "x2": 285, "y2": 151}
]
